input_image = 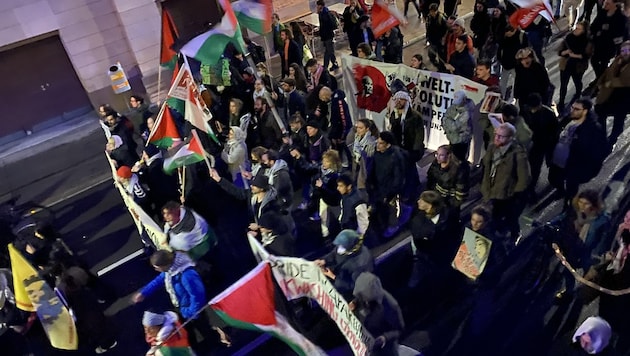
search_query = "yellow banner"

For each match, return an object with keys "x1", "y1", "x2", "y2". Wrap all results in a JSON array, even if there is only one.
[{"x1": 8, "y1": 244, "x2": 78, "y2": 350}]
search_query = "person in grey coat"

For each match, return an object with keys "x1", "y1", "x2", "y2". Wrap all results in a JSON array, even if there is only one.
[
  {"x1": 351, "y1": 272, "x2": 405, "y2": 356},
  {"x1": 442, "y1": 90, "x2": 475, "y2": 161}
]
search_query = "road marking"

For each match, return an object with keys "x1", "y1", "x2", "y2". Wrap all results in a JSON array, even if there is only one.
[
  {"x1": 97, "y1": 248, "x2": 144, "y2": 276},
  {"x1": 375, "y1": 235, "x2": 412, "y2": 265},
  {"x1": 46, "y1": 176, "x2": 111, "y2": 208}
]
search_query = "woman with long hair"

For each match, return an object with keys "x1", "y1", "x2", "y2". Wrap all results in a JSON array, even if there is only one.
[
  {"x1": 557, "y1": 21, "x2": 591, "y2": 110},
  {"x1": 289, "y1": 22, "x2": 306, "y2": 49},
  {"x1": 289, "y1": 63, "x2": 308, "y2": 93}
]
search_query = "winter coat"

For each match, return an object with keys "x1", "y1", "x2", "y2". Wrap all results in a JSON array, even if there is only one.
[
  {"x1": 410, "y1": 207, "x2": 462, "y2": 266},
  {"x1": 448, "y1": 49, "x2": 476, "y2": 79},
  {"x1": 470, "y1": 5, "x2": 491, "y2": 49},
  {"x1": 557, "y1": 32, "x2": 591, "y2": 75},
  {"x1": 480, "y1": 142, "x2": 531, "y2": 201},
  {"x1": 279, "y1": 40, "x2": 303, "y2": 77},
  {"x1": 388, "y1": 107, "x2": 425, "y2": 161},
  {"x1": 328, "y1": 90, "x2": 352, "y2": 140},
  {"x1": 368, "y1": 145, "x2": 405, "y2": 202},
  {"x1": 426, "y1": 12, "x2": 449, "y2": 47},
  {"x1": 445, "y1": 32, "x2": 474, "y2": 62},
  {"x1": 349, "y1": 27, "x2": 375, "y2": 56},
  {"x1": 596, "y1": 55, "x2": 630, "y2": 104},
  {"x1": 352, "y1": 273, "x2": 404, "y2": 356},
  {"x1": 221, "y1": 127, "x2": 249, "y2": 183},
  {"x1": 522, "y1": 105, "x2": 559, "y2": 158},
  {"x1": 442, "y1": 99, "x2": 474, "y2": 144},
  {"x1": 258, "y1": 110, "x2": 283, "y2": 150},
  {"x1": 342, "y1": 5, "x2": 364, "y2": 33},
  {"x1": 426, "y1": 158, "x2": 470, "y2": 207},
  {"x1": 497, "y1": 30, "x2": 529, "y2": 70},
  {"x1": 314, "y1": 169, "x2": 341, "y2": 206},
  {"x1": 514, "y1": 61, "x2": 551, "y2": 102},
  {"x1": 318, "y1": 7, "x2": 337, "y2": 41},
  {"x1": 278, "y1": 89, "x2": 306, "y2": 121},
  {"x1": 590, "y1": 8, "x2": 628, "y2": 60},
  {"x1": 324, "y1": 245, "x2": 374, "y2": 300},
  {"x1": 558, "y1": 116, "x2": 608, "y2": 184},
  {"x1": 339, "y1": 188, "x2": 369, "y2": 234},
  {"x1": 141, "y1": 253, "x2": 205, "y2": 319},
  {"x1": 383, "y1": 28, "x2": 403, "y2": 64},
  {"x1": 140, "y1": 154, "x2": 180, "y2": 210},
  {"x1": 266, "y1": 159, "x2": 294, "y2": 211},
  {"x1": 306, "y1": 131, "x2": 331, "y2": 163}
]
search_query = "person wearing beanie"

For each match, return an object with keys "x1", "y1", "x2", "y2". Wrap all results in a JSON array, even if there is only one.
[
  {"x1": 143, "y1": 310, "x2": 195, "y2": 356},
  {"x1": 367, "y1": 131, "x2": 406, "y2": 238},
  {"x1": 133, "y1": 145, "x2": 180, "y2": 219},
  {"x1": 249, "y1": 211, "x2": 296, "y2": 256},
  {"x1": 262, "y1": 149, "x2": 294, "y2": 211},
  {"x1": 290, "y1": 120, "x2": 331, "y2": 209},
  {"x1": 445, "y1": 16, "x2": 474, "y2": 63},
  {"x1": 117, "y1": 165, "x2": 152, "y2": 214},
  {"x1": 314, "y1": 229, "x2": 374, "y2": 300}
]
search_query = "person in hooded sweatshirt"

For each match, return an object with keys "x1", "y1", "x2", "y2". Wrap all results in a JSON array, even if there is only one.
[
  {"x1": 315, "y1": 229, "x2": 374, "y2": 300},
  {"x1": 351, "y1": 272, "x2": 404, "y2": 356},
  {"x1": 249, "y1": 211, "x2": 296, "y2": 256},
  {"x1": 134, "y1": 144, "x2": 180, "y2": 218},
  {"x1": 548, "y1": 316, "x2": 613, "y2": 355},
  {"x1": 221, "y1": 126, "x2": 249, "y2": 188},
  {"x1": 442, "y1": 90, "x2": 475, "y2": 162},
  {"x1": 161, "y1": 201, "x2": 217, "y2": 261}
]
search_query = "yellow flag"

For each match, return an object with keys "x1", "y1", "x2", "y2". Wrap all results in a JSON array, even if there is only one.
[{"x1": 8, "y1": 244, "x2": 79, "y2": 350}]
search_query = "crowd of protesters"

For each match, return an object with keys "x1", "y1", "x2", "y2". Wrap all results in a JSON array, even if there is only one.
[{"x1": 4, "y1": 0, "x2": 630, "y2": 354}]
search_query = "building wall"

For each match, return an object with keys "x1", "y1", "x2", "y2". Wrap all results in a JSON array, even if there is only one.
[{"x1": 0, "y1": 0, "x2": 161, "y2": 112}]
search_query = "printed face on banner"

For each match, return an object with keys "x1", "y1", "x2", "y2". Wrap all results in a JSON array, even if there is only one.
[{"x1": 353, "y1": 64, "x2": 391, "y2": 113}]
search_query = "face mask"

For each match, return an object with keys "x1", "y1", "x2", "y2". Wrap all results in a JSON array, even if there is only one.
[
  {"x1": 337, "y1": 245, "x2": 347, "y2": 254},
  {"x1": 453, "y1": 91, "x2": 466, "y2": 106}
]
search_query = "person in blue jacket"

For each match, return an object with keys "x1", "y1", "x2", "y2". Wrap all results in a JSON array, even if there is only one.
[{"x1": 132, "y1": 250, "x2": 231, "y2": 347}]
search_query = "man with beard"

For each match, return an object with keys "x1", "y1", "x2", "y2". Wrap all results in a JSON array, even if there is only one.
[
  {"x1": 254, "y1": 97, "x2": 283, "y2": 150},
  {"x1": 595, "y1": 40, "x2": 630, "y2": 147},
  {"x1": 318, "y1": 87, "x2": 352, "y2": 163},
  {"x1": 549, "y1": 98, "x2": 608, "y2": 205},
  {"x1": 262, "y1": 149, "x2": 294, "y2": 212},
  {"x1": 388, "y1": 91, "x2": 425, "y2": 163},
  {"x1": 278, "y1": 28, "x2": 302, "y2": 77},
  {"x1": 161, "y1": 201, "x2": 217, "y2": 261},
  {"x1": 276, "y1": 78, "x2": 306, "y2": 123},
  {"x1": 480, "y1": 123, "x2": 531, "y2": 242}
]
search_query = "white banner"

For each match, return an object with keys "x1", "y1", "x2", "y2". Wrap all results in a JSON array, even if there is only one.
[
  {"x1": 341, "y1": 55, "x2": 488, "y2": 162},
  {"x1": 248, "y1": 236, "x2": 373, "y2": 356}
]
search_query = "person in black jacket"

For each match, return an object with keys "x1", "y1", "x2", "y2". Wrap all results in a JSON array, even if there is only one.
[
  {"x1": 309, "y1": 150, "x2": 342, "y2": 238},
  {"x1": 254, "y1": 97, "x2": 283, "y2": 151},
  {"x1": 251, "y1": 211, "x2": 296, "y2": 256},
  {"x1": 408, "y1": 190, "x2": 461, "y2": 289},
  {"x1": 262, "y1": 149, "x2": 294, "y2": 212},
  {"x1": 521, "y1": 93, "x2": 559, "y2": 201},
  {"x1": 388, "y1": 91, "x2": 425, "y2": 163},
  {"x1": 342, "y1": 0, "x2": 364, "y2": 35},
  {"x1": 589, "y1": 0, "x2": 628, "y2": 82},
  {"x1": 497, "y1": 25, "x2": 529, "y2": 101},
  {"x1": 277, "y1": 77, "x2": 306, "y2": 122},
  {"x1": 318, "y1": 86, "x2": 352, "y2": 163},
  {"x1": 548, "y1": 98, "x2": 608, "y2": 205},
  {"x1": 351, "y1": 273, "x2": 405, "y2": 356},
  {"x1": 317, "y1": 0, "x2": 339, "y2": 71},
  {"x1": 337, "y1": 174, "x2": 370, "y2": 236},
  {"x1": 426, "y1": 145, "x2": 470, "y2": 211},
  {"x1": 445, "y1": 34, "x2": 476, "y2": 79},
  {"x1": 368, "y1": 132, "x2": 405, "y2": 238},
  {"x1": 278, "y1": 29, "x2": 302, "y2": 77},
  {"x1": 426, "y1": 4, "x2": 449, "y2": 68},
  {"x1": 349, "y1": 15, "x2": 375, "y2": 57},
  {"x1": 135, "y1": 145, "x2": 180, "y2": 219},
  {"x1": 470, "y1": 1, "x2": 491, "y2": 52},
  {"x1": 514, "y1": 47, "x2": 551, "y2": 111},
  {"x1": 382, "y1": 27, "x2": 404, "y2": 64},
  {"x1": 305, "y1": 59, "x2": 336, "y2": 92}
]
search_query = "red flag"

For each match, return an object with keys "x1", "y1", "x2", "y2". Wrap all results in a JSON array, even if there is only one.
[
  {"x1": 508, "y1": 3, "x2": 547, "y2": 29},
  {"x1": 147, "y1": 103, "x2": 181, "y2": 148},
  {"x1": 371, "y1": 0, "x2": 406, "y2": 38},
  {"x1": 160, "y1": 8, "x2": 179, "y2": 68}
]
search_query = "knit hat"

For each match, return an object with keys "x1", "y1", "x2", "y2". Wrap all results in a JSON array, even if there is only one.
[
  {"x1": 144, "y1": 144, "x2": 160, "y2": 157},
  {"x1": 392, "y1": 91, "x2": 411, "y2": 102},
  {"x1": 251, "y1": 174, "x2": 270, "y2": 190},
  {"x1": 306, "y1": 120, "x2": 321, "y2": 130},
  {"x1": 453, "y1": 17, "x2": 465, "y2": 28},
  {"x1": 116, "y1": 166, "x2": 132, "y2": 179},
  {"x1": 378, "y1": 131, "x2": 396, "y2": 145},
  {"x1": 333, "y1": 229, "x2": 360, "y2": 249},
  {"x1": 142, "y1": 311, "x2": 166, "y2": 327},
  {"x1": 501, "y1": 103, "x2": 519, "y2": 119}
]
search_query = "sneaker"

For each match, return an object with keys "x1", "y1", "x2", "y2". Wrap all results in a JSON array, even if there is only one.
[{"x1": 95, "y1": 341, "x2": 117, "y2": 354}]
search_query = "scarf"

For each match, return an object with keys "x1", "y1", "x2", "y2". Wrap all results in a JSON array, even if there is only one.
[
  {"x1": 312, "y1": 65, "x2": 324, "y2": 87},
  {"x1": 164, "y1": 252, "x2": 196, "y2": 308},
  {"x1": 261, "y1": 231, "x2": 277, "y2": 247},
  {"x1": 353, "y1": 131, "x2": 376, "y2": 163}
]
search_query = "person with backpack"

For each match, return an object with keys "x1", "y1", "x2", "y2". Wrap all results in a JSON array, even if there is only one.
[{"x1": 316, "y1": 0, "x2": 340, "y2": 71}]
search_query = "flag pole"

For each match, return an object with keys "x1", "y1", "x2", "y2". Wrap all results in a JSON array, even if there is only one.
[
  {"x1": 146, "y1": 101, "x2": 167, "y2": 146},
  {"x1": 191, "y1": 129, "x2": 213, "y2": 171},
  {"x1": 244, "y1": 54, "x2": 288, "y2": 133},
  {"x1": 157, "y1": 65, "x2": 163, "y2": 104}
]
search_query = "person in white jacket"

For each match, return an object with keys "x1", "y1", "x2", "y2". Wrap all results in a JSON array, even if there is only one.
[{"x1": 221, "y1": 126, "x2": 249, "y2": 187}]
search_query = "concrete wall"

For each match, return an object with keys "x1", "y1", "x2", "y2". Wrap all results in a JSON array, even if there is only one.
[{"x1": 0, "y1": 0, "x2": 161, "y2": 111}]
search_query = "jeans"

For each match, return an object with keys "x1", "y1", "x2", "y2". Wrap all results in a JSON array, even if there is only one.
[
  {"x1": 323, "y1": 39, "x2": 337, "y2": 69},
  {"x1": 558, "y1": 66, "x2": 584, "y2": 106},
  {"x1": 596, "y1": 100, "x2": 630, "y2": 146}
]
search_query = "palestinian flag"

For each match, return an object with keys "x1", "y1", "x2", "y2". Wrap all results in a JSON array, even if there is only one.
[
  {"x1": 160, "y1": 8, "x2": 179, "y2": 69},
  {"x1": 147, "y1": 102, "x2": 181, "y2": 148},
  {"x1": 232, "y1": 0, "x2": 272, "y2": 35},
  {"x1": 166, "y1": 62, "x2": 186, "y2": 115},
  {"x1": 163, "y1": 131, "x2": 205, "y2": 174},
  {"x1": 180, "y1": 0, "x2": 246, "y2": 65},
  {"x1": 210, "y1": 262, "x2": 326, "y2": 356}
]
